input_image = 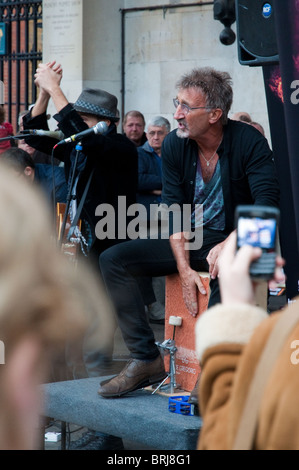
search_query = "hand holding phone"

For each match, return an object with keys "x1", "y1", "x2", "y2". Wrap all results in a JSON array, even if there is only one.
[{"x1": 235, "y1": 205, "x2": 280, "y2": 281}]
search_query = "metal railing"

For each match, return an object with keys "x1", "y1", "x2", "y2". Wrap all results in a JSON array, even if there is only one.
[{"x1": 0, "y1": 0, "x2": 42, "y2": 132}]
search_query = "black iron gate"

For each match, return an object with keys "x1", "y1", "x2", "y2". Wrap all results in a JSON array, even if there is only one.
[{"x1": 0, "y1": 0, "x2": 42, "y2": 132}]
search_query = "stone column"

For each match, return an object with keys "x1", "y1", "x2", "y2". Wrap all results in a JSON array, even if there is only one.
[{"x1": 42, "y1": 0, "x2": 83, "y2": 123}]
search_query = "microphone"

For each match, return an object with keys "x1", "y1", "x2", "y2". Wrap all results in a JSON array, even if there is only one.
[
  {"x1": 56, "y1": 121, "x2": 108, "y2": 146},
  {"x1": 21, "y1": 129, "x2": 65, "y2": 140}
]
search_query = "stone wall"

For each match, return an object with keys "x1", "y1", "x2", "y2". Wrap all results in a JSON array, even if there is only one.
[{"x1": 42, "y1": 0, "x2": 270, "y2": 140}]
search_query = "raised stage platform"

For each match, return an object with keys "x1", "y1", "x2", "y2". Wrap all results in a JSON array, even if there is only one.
[{"x1": 42, "y1": 376, "x2": 202, "y2": 451}]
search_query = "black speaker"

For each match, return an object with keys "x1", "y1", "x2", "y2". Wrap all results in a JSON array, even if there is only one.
[{"x1": 236, "y1": 0, "x2": 279, "y2": 66}]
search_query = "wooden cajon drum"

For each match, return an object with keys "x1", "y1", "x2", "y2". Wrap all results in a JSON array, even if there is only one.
[
  {"x1": 164, "y1": 272, "x2": 210, "y2": 392},
  {"x1": 164, "y1": 274, "x2": 268, "y2": 393}
]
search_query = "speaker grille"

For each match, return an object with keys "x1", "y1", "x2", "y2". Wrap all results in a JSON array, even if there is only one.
[{"x1": 236, "y1": 0, "x2": 279, "y2": 65}]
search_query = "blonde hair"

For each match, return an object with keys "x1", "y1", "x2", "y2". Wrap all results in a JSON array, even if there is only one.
[{"x1": 0, "y1": 161, "x2": 114, "y2": 365}]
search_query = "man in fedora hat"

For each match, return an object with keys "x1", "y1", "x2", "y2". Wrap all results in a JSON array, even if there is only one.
[
  {"x1": 22, "y1": 61, "x2": 138, "y2": 450},
  {"x1": 22, "y1": 61, "x2": 138, "y2": 260}
]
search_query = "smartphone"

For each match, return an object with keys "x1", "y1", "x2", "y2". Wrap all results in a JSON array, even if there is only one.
[{"x1": 235, "y1": 205, "x2": 280, "y2": 280}]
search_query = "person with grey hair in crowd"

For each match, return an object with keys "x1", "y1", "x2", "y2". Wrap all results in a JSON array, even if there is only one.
[
  {"x1": 137, "y1": 115, "x2": 171, "y2": 223},
  {"x1": 137, "y1": 115, "x2": 171, "y2": 324}
]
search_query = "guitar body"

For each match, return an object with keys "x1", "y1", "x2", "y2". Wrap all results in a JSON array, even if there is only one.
[{"x1": 56, "y1": 202, "x2": 82, "y2": 262}]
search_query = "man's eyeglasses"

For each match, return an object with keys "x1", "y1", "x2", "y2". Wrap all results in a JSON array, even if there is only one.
[{"x1": 173, "y1": 98, "x2": 211, "y2": 115}]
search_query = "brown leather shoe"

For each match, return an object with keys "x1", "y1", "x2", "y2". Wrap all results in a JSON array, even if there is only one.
[{"x1": 98, "y1": 355, "x2": 167, "y2": 398}]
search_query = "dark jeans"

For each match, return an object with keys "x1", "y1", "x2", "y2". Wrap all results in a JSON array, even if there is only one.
[{"x1": 99, "y1": 229, "x2": 227, "y2": 360}]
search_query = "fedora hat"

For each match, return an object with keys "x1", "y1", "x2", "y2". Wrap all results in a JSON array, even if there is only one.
[{"x1": 73, "y1": 88, "x2": 118, "y2": 121}]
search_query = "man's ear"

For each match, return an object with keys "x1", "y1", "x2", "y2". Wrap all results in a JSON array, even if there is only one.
[
  {"x1": 209, "y1": 108, "x2": 223, "y2": 124},
  {"x1": 24, "y1": 166, "x2": 34, "y2": 179}
]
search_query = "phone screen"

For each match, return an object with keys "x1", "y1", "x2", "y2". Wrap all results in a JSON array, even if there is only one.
[{"x1": 237, "y1": 216, "x2": 277, "y2": 251}]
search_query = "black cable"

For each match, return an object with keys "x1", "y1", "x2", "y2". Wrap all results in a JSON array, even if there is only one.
[{"x1": 51, "y1": 146, "x2": 57, "y2": 231}]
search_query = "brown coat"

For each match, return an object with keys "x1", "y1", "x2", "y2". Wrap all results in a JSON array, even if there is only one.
[{"x1": 195, "y1": 300, "x2": 299, "y2": 450}]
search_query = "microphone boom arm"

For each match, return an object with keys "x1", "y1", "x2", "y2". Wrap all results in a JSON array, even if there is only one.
[{"x1": 0, "y1": 134, "x2": 34, "y2": 142}]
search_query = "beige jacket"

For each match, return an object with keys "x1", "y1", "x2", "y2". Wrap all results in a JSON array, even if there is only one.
[{"x1": 195, "y1": 299, "x2": 299, "y2": 450}]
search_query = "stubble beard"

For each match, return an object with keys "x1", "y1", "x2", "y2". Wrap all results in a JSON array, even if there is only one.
[
  {"x1": 176, "y1": 127, "x2": 190, "y2": 139},
  {"x1": 176, "y1": 120, "x2": 190, "y2": 139}
]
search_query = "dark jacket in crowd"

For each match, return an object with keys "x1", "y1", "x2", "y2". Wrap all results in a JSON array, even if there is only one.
[{"x1": 137, "y1": 140, "x2": 162, "y2": 222}]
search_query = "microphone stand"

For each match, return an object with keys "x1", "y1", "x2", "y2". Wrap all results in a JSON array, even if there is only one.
[
  {"x1": 0, "y1": 133, "x2": 34, "y2": 141},
  {"x1": 58, "y1": 141, "x2": 83, "y2": 247}
]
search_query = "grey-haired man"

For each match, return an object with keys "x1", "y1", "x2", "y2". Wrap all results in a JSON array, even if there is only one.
[{"x1": 97, "y1": 67, "x2": 280, "y2": 403}]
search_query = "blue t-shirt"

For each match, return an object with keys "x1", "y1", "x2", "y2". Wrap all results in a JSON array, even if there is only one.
[{"x1": 191, "y1": 159, "x2": 225, "y2": 230}]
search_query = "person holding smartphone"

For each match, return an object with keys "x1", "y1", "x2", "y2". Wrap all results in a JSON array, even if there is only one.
[{"x1": 195, "y1": 232, "x2": 293, "y2": 450}]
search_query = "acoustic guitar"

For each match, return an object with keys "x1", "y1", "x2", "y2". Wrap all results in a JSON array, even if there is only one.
[{"x1": 56, "y1": 202, "x2": 82, "y2": 262}]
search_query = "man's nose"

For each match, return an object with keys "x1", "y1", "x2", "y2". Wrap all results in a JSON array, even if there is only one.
[{"x1": 174, "y1": 106, "x2": 184, "y2": 120}]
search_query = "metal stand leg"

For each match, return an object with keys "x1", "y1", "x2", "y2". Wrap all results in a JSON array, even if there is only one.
[
  {"x1": 61, "y1": 421, "x2": 67, "y2": 450},
  {"x1": 152, "y1": 339, "x2": 180, "y2": 394}
]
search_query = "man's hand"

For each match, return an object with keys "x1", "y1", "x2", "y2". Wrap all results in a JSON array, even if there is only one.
[
  {"x1": 34, "y1": 61, "x2": 63, "y2": 95},
  {"x1": 179, "y1": 267, "x2": 207, "y2": 317},
  {"x1": 150, "y1": 189, "x2": 162, "y2": 195},
  {"x1": 170, "y1": 232, "x2": 207, "y2": 317},
  {"x1": 34, "y1": 61, "x2": 68, "y2": 114},
  {"x1": 206, "y1": 231, "x2": 236, "y2": 279},
  {"x1": 218, "y1": 232, "x2": 285, "y2": 305},
  {"x1": 206, "y1": 240, "x2": 225, "y2": 280}
]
